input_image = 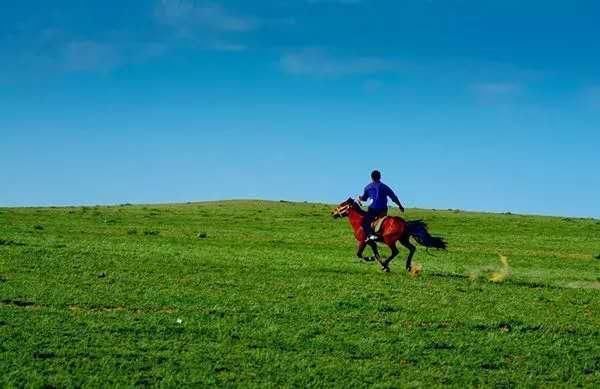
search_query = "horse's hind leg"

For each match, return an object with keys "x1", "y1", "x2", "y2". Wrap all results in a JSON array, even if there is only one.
[
  {"x1": 400, "y1": 236, "x2": 416, "y2": 272},
  {"x1": 381, "y1": 242, "x2": 399, "y2": 272}
]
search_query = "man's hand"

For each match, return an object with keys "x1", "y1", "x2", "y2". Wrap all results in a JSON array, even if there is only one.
[{"x1": 355, "y1": 196, "x2": 363, "y2": 206}]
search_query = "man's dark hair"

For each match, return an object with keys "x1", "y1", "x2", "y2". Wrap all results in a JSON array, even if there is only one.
[{"x1": 371, "y1": 170, "x2": 381, "y2": 181}]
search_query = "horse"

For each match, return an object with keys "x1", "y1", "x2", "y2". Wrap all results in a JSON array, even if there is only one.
[{"x1": 331, "y1": 198, "x2": 446, "y2": 272}]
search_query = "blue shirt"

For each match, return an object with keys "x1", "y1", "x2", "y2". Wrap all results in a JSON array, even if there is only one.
[{"x1": 360, "y1": 181, "x2": 400, "y2": 210}]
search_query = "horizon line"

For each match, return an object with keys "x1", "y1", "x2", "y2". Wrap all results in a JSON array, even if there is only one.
[{"x1": 1, "y1": 198, "x2": 597, "y2": 221}]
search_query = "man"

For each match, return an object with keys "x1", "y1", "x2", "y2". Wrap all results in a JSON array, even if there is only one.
[{"x1": 358, "y1": 170, "x2": 404, "y2": 242}]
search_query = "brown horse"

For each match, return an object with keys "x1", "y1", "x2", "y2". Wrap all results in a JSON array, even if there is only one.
[{"x1": 332, "y1": 198, "x2": 446, "y2": 272}]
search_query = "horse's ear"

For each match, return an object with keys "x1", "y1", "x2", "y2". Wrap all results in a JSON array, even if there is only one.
[{"x1": 347, "y1": 197, "x2": 354, "y2": 203}]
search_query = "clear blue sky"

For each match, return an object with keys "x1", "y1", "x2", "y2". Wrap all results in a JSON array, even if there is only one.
[{"x1": 1, "y1": 1, "x2": 599, "y2": 217}]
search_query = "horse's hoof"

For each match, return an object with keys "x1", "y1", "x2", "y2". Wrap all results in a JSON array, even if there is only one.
[{"x1": 381, "y1": 266, "x2": 390, "y2": 273}]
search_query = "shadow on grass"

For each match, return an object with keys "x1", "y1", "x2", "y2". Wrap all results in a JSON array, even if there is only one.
[
  {"x1": 426, "y1": 270, "x2": 561, "y2": 290},
  {"x1": 1, "y1": 299, "x2": 39, "y2": 308}
]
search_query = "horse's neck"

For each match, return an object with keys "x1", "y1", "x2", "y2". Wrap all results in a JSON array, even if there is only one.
[{"x1": 347, "y1": 208, "x2": 365, "y2": 233}]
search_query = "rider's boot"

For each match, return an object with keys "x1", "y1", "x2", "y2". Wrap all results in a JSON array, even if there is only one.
[{"x1": 365, "y1": 234, "x2": 378, "y2": 242}]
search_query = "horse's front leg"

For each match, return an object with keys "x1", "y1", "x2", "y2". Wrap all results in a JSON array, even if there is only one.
[
  {"x1": 356, "y1": 241, "x2": 375, "y2": 262},
  {"x1": 356, "y1": 241, "x2": 366, "y2": 260},
  {"x1": 367, "y1": 241, "x2": 380, "y2": 262}
]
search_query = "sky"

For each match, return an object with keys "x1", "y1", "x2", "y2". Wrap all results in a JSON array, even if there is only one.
[{"x1": 1, "y1": 0, "x2": 600, "y2": 217}]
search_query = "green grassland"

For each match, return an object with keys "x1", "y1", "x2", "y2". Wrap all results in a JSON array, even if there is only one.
[{"x1": 1, "y1": 200, "x2": 599, "y2": 387}]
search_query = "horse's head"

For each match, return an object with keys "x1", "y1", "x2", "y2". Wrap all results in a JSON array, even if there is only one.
[{"x1": 331, "y1": 197, "x2": 360, "y2": 218}]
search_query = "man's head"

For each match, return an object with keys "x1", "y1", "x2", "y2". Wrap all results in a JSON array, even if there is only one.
[{"x1": 371, "y1": 170, "x2": 381, "y2": 182}]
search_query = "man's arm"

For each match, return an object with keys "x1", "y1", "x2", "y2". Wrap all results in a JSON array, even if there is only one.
[
  {"x1": 386, "y1": 185, "x2": 405, "y2": 212},
  {"x1": 358, "y1": 186, "x2": 369, "y2": 202}
]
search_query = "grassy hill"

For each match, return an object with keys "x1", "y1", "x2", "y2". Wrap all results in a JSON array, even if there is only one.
[{"x1": 1, "y1": 200, "x2": 599, "y2": 387}]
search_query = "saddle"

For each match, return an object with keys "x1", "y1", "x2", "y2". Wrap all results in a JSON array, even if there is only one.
[{"x1": 371, "y1": 216, "x2": 388, "y2": 233}]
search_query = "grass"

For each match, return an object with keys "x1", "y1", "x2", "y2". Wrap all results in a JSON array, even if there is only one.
[{"x1": 1, "y1": 200, "x2": 599, "y2": 387}]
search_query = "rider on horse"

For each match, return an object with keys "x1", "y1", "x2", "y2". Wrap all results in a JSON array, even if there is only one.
[{"x1": 358, "y1": 170, "x2": 405, "y2": 242}]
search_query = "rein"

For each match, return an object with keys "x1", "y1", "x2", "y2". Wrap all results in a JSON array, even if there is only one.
[{"x1": 335, "y1": 204, "x2": 351, "y2": 215}]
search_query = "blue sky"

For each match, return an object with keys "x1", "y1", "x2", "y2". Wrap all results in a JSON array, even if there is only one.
[{"x1": 1, "y1": 1, "x2": 600, "y2": 217}]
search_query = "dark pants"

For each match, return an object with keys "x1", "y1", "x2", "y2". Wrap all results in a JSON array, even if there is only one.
[{"x1": 363, "y1": 207, "x2": 387, "y2": 236}]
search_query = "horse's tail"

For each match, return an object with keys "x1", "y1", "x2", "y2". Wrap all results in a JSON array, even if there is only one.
[{"x1": 406, "y1": 220, "x2": 447, "y2": 249}]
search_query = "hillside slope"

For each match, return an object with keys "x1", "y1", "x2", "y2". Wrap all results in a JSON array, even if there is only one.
[{"x1": 1, "y1": 201, "x2": 599, "y2": 386}]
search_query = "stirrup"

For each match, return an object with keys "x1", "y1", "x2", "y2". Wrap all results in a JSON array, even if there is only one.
[{"x1": 366, "y1": 234, "x2": 378, "y2": 242}]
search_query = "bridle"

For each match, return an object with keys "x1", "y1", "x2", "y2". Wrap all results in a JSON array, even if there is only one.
[{"x1": 332, "y1": 202, "x2": 353, "y2": 217}]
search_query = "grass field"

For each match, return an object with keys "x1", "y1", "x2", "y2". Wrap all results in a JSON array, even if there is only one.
[{"x1": 1, "y1": 200, "x2": 599, "y2": 387}]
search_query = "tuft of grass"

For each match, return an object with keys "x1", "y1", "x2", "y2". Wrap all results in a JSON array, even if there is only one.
[
  {"x1": 33, "y1": 224, "x2": 44, "y2": 230},
  {"x1": 0, "y1": 239, "x2": 26, "y2": 246},
  {"x1": 32, "y1": 351, "x2": 56, "y2": 360},
  {"x1": 143, "y1": 230, "x2": 160, "y2": 236}
]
